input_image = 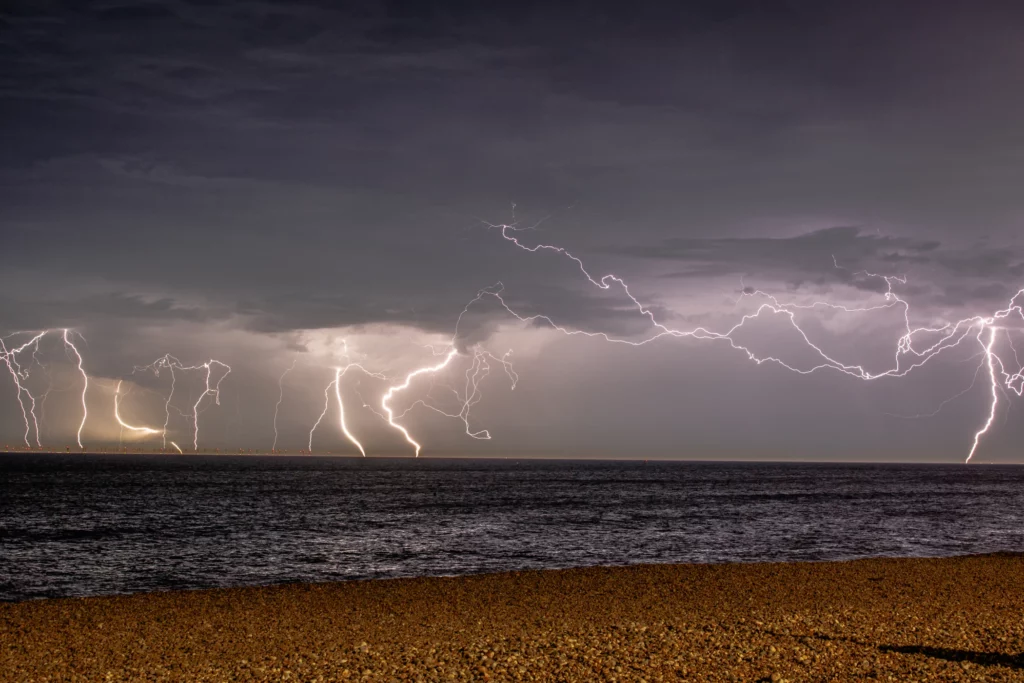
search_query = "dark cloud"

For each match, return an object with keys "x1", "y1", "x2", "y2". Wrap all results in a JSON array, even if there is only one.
[
  {"x1": 930, "y1": 282, "x2": 1021, "y2": 309},
  {"x1": 474, "y1": 283, "x2": 671, "y2": 340},
  {"x1": 0, "y1": 292, "x2": 226, "y2": 332},
  {"x1": 236, "y1": 292, "x2": 454, "y2": 335},
  {"x1": 600, "y1": 226, "x2": 1022, "y2": 310},
  {"x1": 618, "y1": 226, "x2": 931, "y2": 290},
  {"x1": 2, "y1": 1, "x2": 1024, "y2": 457},
  {"x1": 935, "y1": 248, "x2": 1024, "y2": 280},
  {"x1": 619, "y1": 225, "x2": 932, "y2": 270}
]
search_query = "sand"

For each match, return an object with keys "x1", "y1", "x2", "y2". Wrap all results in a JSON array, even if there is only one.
[{"x1": 2, "y1": 554, "x2": 1023, "y2": 681}]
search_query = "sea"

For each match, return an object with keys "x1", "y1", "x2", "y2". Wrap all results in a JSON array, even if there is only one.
[{"x1": 1, "y1": 455, "x2": 1023, "y2": 602}]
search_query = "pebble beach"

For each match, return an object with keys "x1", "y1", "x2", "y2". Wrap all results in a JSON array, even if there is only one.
[{"x1": 2, "y1": 554, "x2": 1023, "y2": 682}]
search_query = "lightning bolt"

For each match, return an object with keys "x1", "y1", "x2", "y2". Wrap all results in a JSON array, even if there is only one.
[
  {"x1": 272, "y1": 359, "x2": 297, "y2": 452},
  {"x1": 0, "y1": 332, "x2": 47, "y2": 447},
  {"x1": 333, "y1": 367, "x2": 365, "y2": 456},
  {"x1": 471, "y1": 221, "x2": 1024, "y2": 462},
  {"x1": 35, "y1": 360, "x2": 54, "y2": 444},
  {"x1": 135, "y1": 355, "x2": 181, "y2": 449},
  {"x1": 2, "y1": 219, "x2": 1020, "y2": 463},
  {"x1": 134, "y1": 355, "x2": 231, "y2": 452},
  {"x1": 387, "y1": 348, "x2": 517, "y2": 443},
  {"x1": 967, "y1": 325, "x2": 1000, "y2": 462},
  {"x1": 308, "y1": 374, "x2": 336, "y2": 453},
  {"x1": 62, "y1": 330, "x2": 89, "y2": 451},
  {"x1": 113, "y1": 380, "x2": 160, "y2": 437},
  {"x1": 381, "y1": 348, "x2": 460, "y2": 457},
  {"x1": 191, "y1": 360, "x2": 231, "y2": 451},
  {"x1": 885, "y1": 352, "x2": 988, "y2": 420},
  {"x1": 307, "y1": 344, "x2": 389, "y2": 455},
  {"x1": 169, "y1": 441, "x2": 183, "y2": 455},
  {"x1": 307, "y1": 367, "x2": 370, "y2": 456},
  {"x1": 377, "y1": 284, "x2": 519, "y2": 456}
]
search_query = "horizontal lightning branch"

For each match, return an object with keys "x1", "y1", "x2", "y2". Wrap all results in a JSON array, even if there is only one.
[{"x1": 476, "y1": 222, "x2": 1024, "y2": 462}]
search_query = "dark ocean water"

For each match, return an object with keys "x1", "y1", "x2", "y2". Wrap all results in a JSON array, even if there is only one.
[{"x1": 1, "y1": 455, "x2": 1023, "y2": 602}]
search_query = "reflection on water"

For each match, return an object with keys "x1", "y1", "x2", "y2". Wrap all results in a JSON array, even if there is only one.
[{"x1": 2, "y1": 455, "x2": 1022, "y2": 601}]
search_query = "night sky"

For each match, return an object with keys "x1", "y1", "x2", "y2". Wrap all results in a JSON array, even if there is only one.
[{"x1": 2, "y1": 1, "x2": 1023, "y2": 460}]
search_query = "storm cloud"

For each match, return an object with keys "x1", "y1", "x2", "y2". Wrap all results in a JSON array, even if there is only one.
[{"x1": 2, "y1": 1, "x2": 1023, "y2": 459}]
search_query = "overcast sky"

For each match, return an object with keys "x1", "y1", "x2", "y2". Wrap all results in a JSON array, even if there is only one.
[{"x1": 2, "y1": 0, "x2": 1023, "y2": 461}]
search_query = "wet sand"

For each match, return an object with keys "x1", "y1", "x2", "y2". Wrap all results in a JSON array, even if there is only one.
[{"x1": 2, "y1": 554, "x2": 1023, "y2": 681}]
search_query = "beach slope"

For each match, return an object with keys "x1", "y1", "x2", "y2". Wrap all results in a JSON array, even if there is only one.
[{"x1": 2, "y1": 554, "x2": 1023, "y2": 681}]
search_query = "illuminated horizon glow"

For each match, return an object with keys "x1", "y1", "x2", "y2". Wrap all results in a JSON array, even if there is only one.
[{"x1": 478, "y1": 221, "x2": 1024, "y2": 462}]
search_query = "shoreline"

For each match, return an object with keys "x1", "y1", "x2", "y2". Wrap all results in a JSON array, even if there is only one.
[
  {"x1": 2, "y1": 555, "x2": 1023, "y2": 681},
  {"x1": 4, "y1": 550, "x2": 1022, "y2": 605},
  {"x1": 5, "y1": 451, "x2": 1023, "y2": 464}
]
